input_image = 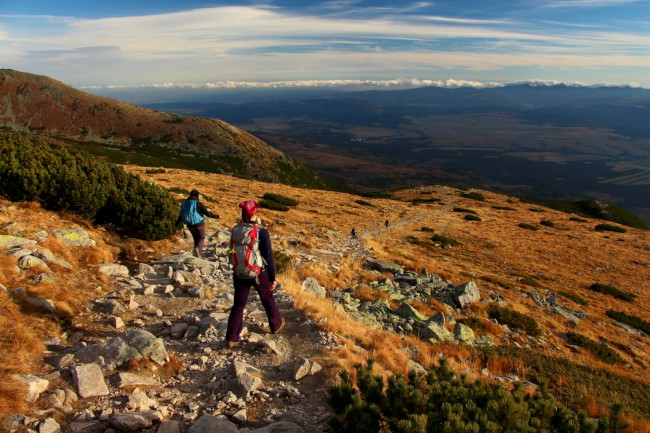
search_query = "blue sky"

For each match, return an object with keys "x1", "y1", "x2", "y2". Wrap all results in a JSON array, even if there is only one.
[{"x1": 1, "y1": 0, "x2": 649, "y2": 89}]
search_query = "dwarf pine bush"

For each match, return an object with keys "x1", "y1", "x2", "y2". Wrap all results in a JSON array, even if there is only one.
[
  {"x1": 328, "y1": 358, "x2": 607, "y2": 433},
  {"x1": 0, "y1": 132, "x2": 178, "y2": 240}
]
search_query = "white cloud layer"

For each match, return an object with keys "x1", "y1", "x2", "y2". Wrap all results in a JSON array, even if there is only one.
[{"x1": 1, "y1": 4, "x2": 649, "y2": 87}]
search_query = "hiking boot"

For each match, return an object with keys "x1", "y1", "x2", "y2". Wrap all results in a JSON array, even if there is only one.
[
  {"x1": 272, "y1": 318, "x2": 285, "y2": 334},
  {"x1": 226, "y1": 340, "x2": 238, "y2": 348},
  {"x1": 193, "y1": 247, "x2": 201, "y2": 258}
]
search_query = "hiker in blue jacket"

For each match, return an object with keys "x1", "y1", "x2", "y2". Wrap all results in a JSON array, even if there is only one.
[{"x1": 176, "y1": 189, "x2": 220, "y2": 258}]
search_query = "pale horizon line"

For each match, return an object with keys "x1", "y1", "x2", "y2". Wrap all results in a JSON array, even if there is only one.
[{"x1": 84, "y1": 78, "x2": 650, "y2": 91}]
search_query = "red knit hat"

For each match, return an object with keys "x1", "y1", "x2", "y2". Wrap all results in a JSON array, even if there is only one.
[{"x1": 239, "y1": 200, "x2": 259, "y2": 216}]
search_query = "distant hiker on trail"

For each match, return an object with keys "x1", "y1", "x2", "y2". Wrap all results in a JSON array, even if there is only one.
[
  {"x1": 351, "y1": 227, "x2": 357, "y2": 238},
  {"x1": 384, "y1": 219, "x2": 389, "y2": 230},
  {"x1": 226, "y1": 200, "x2": 284, "y2": 348},
  {"x1": 176, "y1": 189, "x2": 220, "y2": 258}
]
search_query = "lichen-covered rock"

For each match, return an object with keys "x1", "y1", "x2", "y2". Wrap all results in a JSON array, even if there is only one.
[
  {"x1": 51, "y1": 229, "x2": 95, "y2": 247},
  {"x1": 0, "y1": 235, "x2": 36, "y2": 248},
  {"x1": 454, "y1": 323, "x2": 476, "y2": 344},
  {"x1": 97, "y1": 264, "x2": 130, "y2": 278},
  {"x1": 453, "y1": 281, "x2": 481, "y2": 309},
  {"x1": 397, "y1": 302, "x2": 428, "y2": 321},
  {"x1": 301, "y1": 277, "x2": 326, "y2": 298},
  {"x1": 75, "y1": 329, "x2": 169, "y2": 369}
]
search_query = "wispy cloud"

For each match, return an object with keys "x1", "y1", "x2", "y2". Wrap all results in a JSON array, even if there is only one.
[{"x1": 1, "y1": 4, "x2": 649, "y2": 87}]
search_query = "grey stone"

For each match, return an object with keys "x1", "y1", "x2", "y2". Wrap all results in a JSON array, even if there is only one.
[
  {"x1": 97, "y1": 264, "x2": 130, "y2": 278},
  {"x1": 294, "y1": 358, "x2": 323, "y2": 381},
  {"x1": 98, "y1": 299, "x2": 125, "y2": 314},
  {"x1": 429, "y1": 312, "x2": 446, "y2": 327},
  {"x1": 34, "y1": 274, "x2": 58, "y2": 284},
  {"x1": 171, "y1": 323, "x2": 189, "y2": 339},
  {"x1": 38, "y1": 418, "x2": 61, "y2": 433},
  {"x1": 0, "y1": 235, "x2": 36, "y2": 248},
  {"x1": 21, "y1": 245, "x2": 72, "y2": 269},
  {"x1": 17, "y1": 374, "x2": 49, "y2": 402},
  {"x1": 68, "y1": 422, "x2": 100, "y2": 433},
  {"x1": 51, "y1": 229, "x2": 94, "y2": 247},
  {"x1": 127, "y1": 391, "x2": 158, "y2": 411},
  {"x1": 72, "y1": 363, "x2": 109, "y2": 398},
  {"x1": 26, "y1": 297, "x2": 57, "y2": 313},
  {"x1": 137, "y1": 263, "x2": 156, "y2": 277},
  {"x1": 188, "y1": 415, "x2": 238, "y2": 433},
  {"x1": 118, "y1": 372, "x2": 160, "y2": 388},
  {"x1": 366, "y1": 260, "x2": 404, "y2": 273},
  {"x1": 18, "y1": 255, "x2": 48, "y2": 270},
  {"x1": 232, "y1": 409, "x2": 247, "y2": 424},
  {"x1": 301, "y1": 277, "x2": 326, "y2": 298},
  {"x1": 157, "y1": 421, "x2": 181, "y2": 433},
  {"x1": 453, "y1": 281, "x2": 481, "y2": 308},
  {"x1": 454, "y1": 323, "x2": 476, "y2": 344},
  {"x1": 109, "y1": 411, "x2": 163, "y2": 431},
  {"x1": 75, "y1": 329, "x2": 169, "y2": 369},
  {"x1": 476, "y1": 336, "x2": 496, "y2": 347},
  {"x1": 248, "y1": 422, "x2": 307, "y2": 433},
  {"x1": 397, "y1": 302, "x2": 428, "y2": 321},
  {"x1": 419, "y1": 322, "x2": 452, "y2": 342},
  {"x1": 407, "y1": 360, "x2": 427, "y2": 375},
  {"x1": 232, "y1": 361, "x2": 263, "y2": 398}
]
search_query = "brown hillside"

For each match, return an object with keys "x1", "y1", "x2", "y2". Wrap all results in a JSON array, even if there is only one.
[
  {"x1": 0, "y1": 69, "x2": 315, "y2": 184},
  {"x1": 128, "y1": 166, "x2": 650, "y2": 373},
  {"x1": 1, "y1": 166, "x2": 649, "y2": 427}
]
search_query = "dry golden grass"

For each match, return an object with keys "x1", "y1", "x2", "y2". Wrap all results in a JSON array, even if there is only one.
[
  {"x1": 0, "y1": 199, "x2": 120, "y2": 419},
  {"x1": 3, "y1": 166, "x2": 649, "y2": 421}
]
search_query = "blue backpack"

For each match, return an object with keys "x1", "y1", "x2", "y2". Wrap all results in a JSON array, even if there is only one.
[{"x1": 180, "y1": 199, "x2": 203, "y2": 226}]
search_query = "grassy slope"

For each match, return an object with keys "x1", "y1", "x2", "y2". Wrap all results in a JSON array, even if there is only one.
[{"x1": 1, "y1": 166, "x2": 649, "y2": 425}]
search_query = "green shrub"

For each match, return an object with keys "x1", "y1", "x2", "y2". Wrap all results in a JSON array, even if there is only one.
[
  {"x1": 570, "y1": 216, "x2": 588, "y2": 223},
  {"x1": 464, "y1": 214, "x2": 482, "y2": 221},
  {"x1": 0, "y1": 132, "x2": 177, "y2": 240},
  {"x1": 519, "y1": 276, "x2": 544, "y2": 288},
  {"x1": 419, "y1": 226, "x2": 435, "y2": 233},
  {"x1": 328, "y1": 358, "x2": 605, "y2": 433},
  {"x1": 145, "y1": 168, "x2": 166, "y2": 174},
  {"x1": 606, "y1": 310, "x2": 650, "y2": 334},
  {"x1": 480, "y1": 275, "x2": 514, "y2": 290},
  {"x1": 460, "y1": 191, "x2": 485, "y2": 201},
  {"x1": 518, "y1": 223, "x2": 539, "y2": 231},
  {"x1": 453, "y1": 207, "x2": 476, "y2": 214},
  {"x1": 493, "y1": 205, "x2": 517, "y2": 211},
  {"x1": 411, "y1": 197, "x2": 440, "y2": 205},
  {"x1": 558, "y1": 291, "x2": 589, "y2": 306},
  {"x1": 355, "y1": 199, "x2": 374, "y2": 207},
  {"x1": 431, "y1": 234, "x2": 460, "y2": 246},
  {"x1": 566, "y1": 332, "x2": 624, "y2": 365},
  {"x1": 595, "y1": 224, "x2": 627, "y2": 233},
  {"x1": 529, "y1": 207, "x2": 546, "y2": 213},
  {"x1": 488, "y1": 305, "x2": 541, "y2": 336},
  {"x1": 259, "y1": 199, "x2": 289, "y2": 211},
  {"x1": 540, "y1": 220, "x2": 555, "y2": 227},
  {"x1": 273, "y1": 250, "x2": 292, "y2": 274},
  {"x1": 168, "y1": 187, "x2": 190, "y2": 195},
  {"x1": 262, "y1": 192, "x2": 298, "y2": 207},
  {"x1": 588, "y1": 283, "x2": 636, "y2": 302}
]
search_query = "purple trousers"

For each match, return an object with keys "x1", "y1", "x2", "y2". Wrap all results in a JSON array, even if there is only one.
[
  {"x1": 188, "y1": 223, "x2": 206, "y2": 254},
  {"x1": 226, "y1": 272, "x2": 283, "y2": 343}
]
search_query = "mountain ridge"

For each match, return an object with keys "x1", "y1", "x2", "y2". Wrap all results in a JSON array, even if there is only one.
[{"x1": 0, "y1": 69, "x2": 337, "y2": 189}]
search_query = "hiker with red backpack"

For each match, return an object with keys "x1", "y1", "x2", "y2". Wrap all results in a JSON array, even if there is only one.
[
  {"x1": 225, "y1": 200, "x2": 284, "y2": 348},
  {"x1": 176, "y1": 189, "x2": 220, "y2": 258}
]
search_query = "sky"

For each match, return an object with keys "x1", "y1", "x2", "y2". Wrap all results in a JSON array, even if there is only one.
[{"x1": 1, "y1": 0, "x2": 650, "y2": 90}]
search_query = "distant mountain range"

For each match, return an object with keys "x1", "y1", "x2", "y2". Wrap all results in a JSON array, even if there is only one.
[
  {"x1": 0, "y1": 69, "x2": 337, "y2": 190},
  {"x1": 140, "y1": 83, "x2": 650, "y2": 223}
]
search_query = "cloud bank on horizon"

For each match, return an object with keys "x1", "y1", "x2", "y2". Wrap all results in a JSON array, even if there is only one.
[{"x1": 1, "y1": 0, "x2": 649, "y2": 88}]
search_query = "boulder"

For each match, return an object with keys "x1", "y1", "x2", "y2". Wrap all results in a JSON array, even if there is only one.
[
  {"x1": 72, "y1": 364, "x2": 109, "y2": 398},
  {"x1": 248, "y1": 422, "x2": 306, "y2": 433},
  {"x1": 397, "y1": 302, "x2": 428, "y2": 321},
  {"x1": 0, "y1": 235, "x2": 36, "y2": 248},
  {"x1": 17, "y1": 374, "x2": 49, "y2": 402},
  {"x1": 232, "y1": 361, "x2": 263, "y2": 398},
  {"x1": 109, "y1": 411, "x2": 163, "y2": 431},
  {"x1": 51, "y1": 229, "x2": 94, "y2": 247},
  {"x1": 157, "y1": 421, "x2": 181, "y2": 433},
  {"x1": 118, "y1": 372, "x2": 160, "y2": 388},
  {"x1": 301, "y1": 277, "x2": 326, "y2": 298},
  {"x1": 454, "y1": 323, "x2": 476, "y2": 344},
  {"x1": 18, "y1": 255, "x2": 48, "y2": 270},
  {"x1": 365, "y1": 260, "x2": 404, "y2": 274},
  {"x1": 26, "y1": 297, "x2": 57, "y2": 313},
  {"x1": 419, "y1": 322, "x2": 452, "y2": 342},
  {"x1": 38, "y1": 418, "x2": 61, "y2": 433},
  {"x1": 453, "y1": 281, "x2": 480, "y2": 309},
  {"x1": 97, "y1": 264, "x2": 130, "y2": 278},
  {"x1": 188, "y1": 415, "x2": 238, "y2": 433},
  {"x1": 293, "y1": 358, "x2": 323, "y2": 381},
  {"x1": 22, "y1": 245, "x2": 73, "y2": 269},
  {"x1": 75, "y1": 329, "x2": 168, "y2": 369}
]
